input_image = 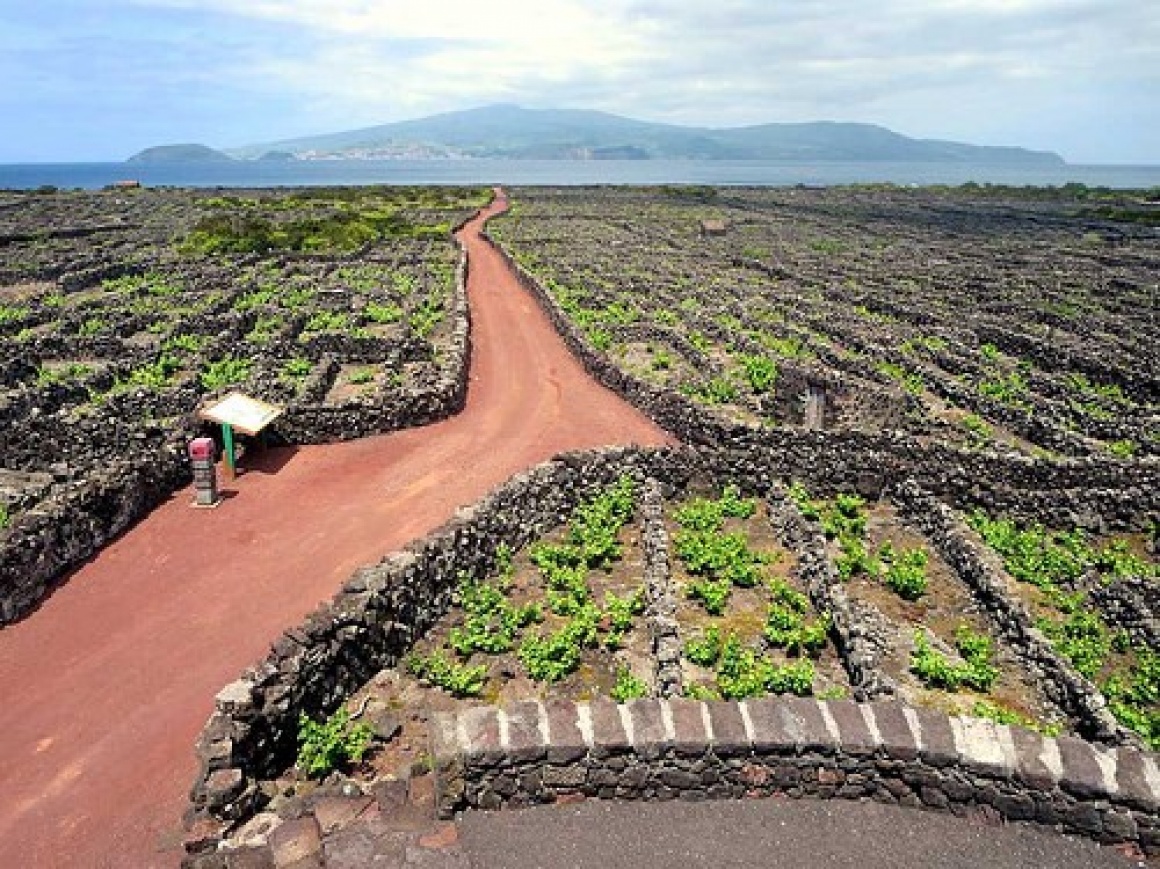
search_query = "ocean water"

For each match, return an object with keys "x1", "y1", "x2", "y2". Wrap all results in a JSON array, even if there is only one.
[{"x1": 1, "y1": 159, "x2": 1158, "y2": 190}]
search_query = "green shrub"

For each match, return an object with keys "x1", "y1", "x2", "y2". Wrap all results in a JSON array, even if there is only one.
[
  {"x1": 610, "y1": 666, "x2": 649, "y2": 702},
  {"x1": 200, "y1": 357, "x2": 252, "y2": 391},
  {"x1": 765, "y1": 580, "x2": 830, "y2": 656},
  {"x1": 960, "y1": 413, "x2": 992, "y2": 448},
  {"x1": 970, "y1": 700, "x2": 1061, "y2": 736},
  {"x1": 910, "y1": 626, "x2": 998, "y2": 692},
  {"x1": 674, "y1": 486, "x2": 767, "y2": 608},
  {"x1": 247, "y1": 314, "x2": 282, "y2": 343},
  {"x1": 235, "y1": 289, "x2": 275, "y2": 312},
  {"x1": 406, "y1": 651, "x2": 487, "y2": 697},
  {"x1": 78, "y1": 317, "x2": 106, "y2": 336},
  {"x1": 602, "y1": 588, "x2": 644, "y2": 649},
  {"x1": 1037, "y1": 608, "x2": 1110, "y2": 679},
  {"x1": 686, "y1": 576, "x2": 732, "y2": 615},
  {"x1": 165, "y1": 333, "x2": 206, "y2": 355},
  {"x1": 409, "y1": 300, "x2": 443, "y2": 338},
  {"x1": 1103, "y1": 651, "x2": 1160, "y2": 750},
  {"x1": 879, "y1": 542, "x2": 929, "y2": 600},
  {"x1": 977, "y1": 371, "x2": 1029, "y2": 409},
  {"x1": 364, "y1": 301, "x2": 403, "y2": 324},
  {"x1": 126, "y1": 354, "x2": 181, "y2": 389},
  {"x1": 967, "y1": 511, "x2": 1157, "y2": 588},
  {"x1": 736, "y1": 354, "x2": 778, "y2": 393},
  {"x1": 1107, "y1": 439, "x2": 1136, "y2": 458},
  {"x1": 448, "y1": 573, "x2": 540, "y2": 657},
  {"x1": 36, "y1": 362, "x2": 93, "y2": 385},
  {"x1": 296, "y1": 708, "x2": 374, "y2": 779},
  {"x1": 675, "y1": 530, "x2": 767, "y2": 589},
  {"x1": 304, "y1": 310, "x2": 350, "y2": 333},
  {"x1": 0, "y1": 305, "x2": 28, "y2": 326},
  {"x1": 518, "y1": 619, "x2": 590, "y2": 682},
  {"x1": 715, "y1": 634, "x2": 814, "y2": 699},
  {"x1": 876, "y1": 361, "x2": 924, "y2": 394},
  {"x1": 684, "y1": 627, "x2": 723, "y2": 666},
  {"x1": 588, "y1": 329, "x2": 612, "y2": 352},
  {"x1": 282, "y1": 357, "x2": 312, "y2": 378},
  {"x1": 689, "y1": 376, "x2": 737, "y2": 404},
  {"x1": 180, "y1": 212, "x2": 381, "y2": 255}
]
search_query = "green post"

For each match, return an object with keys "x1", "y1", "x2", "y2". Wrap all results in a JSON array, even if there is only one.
[{"x1": 221, "y1": 423, "x2": 236, "y2": 476}]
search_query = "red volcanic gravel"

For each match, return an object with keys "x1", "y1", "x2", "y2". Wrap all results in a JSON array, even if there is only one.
[{"x1": 0, "y1": 192, "x2": 674, "y2": 868}]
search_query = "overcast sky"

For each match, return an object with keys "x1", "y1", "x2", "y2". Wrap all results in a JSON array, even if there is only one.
[{"x1": 2, "y1": 0, "x2": 1157, "y2": 163}]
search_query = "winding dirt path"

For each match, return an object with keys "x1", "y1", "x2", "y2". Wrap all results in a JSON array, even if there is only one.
[{"x1": 0, "y1": 192, "x2": 674, "y2": 868}]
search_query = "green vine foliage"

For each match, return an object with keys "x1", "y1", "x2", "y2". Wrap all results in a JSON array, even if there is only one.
[
  {"x1": 200, "y1": 356, "x2": 252, "y2": 391},
  {"x1": 878, "y1": 542, "x2": 930, "y2": 600},
  {"x1": 686, "y1": 577, "x2": 732, "y2": 615},
  {"x1": 448, "y1": 572, "x2": 541, "y2": 657},
  {"x1": 1036, "y1": 606, "x2": 1111, "y2": 679},
  {"x1": 602, "y1": 588, "x2": 645, "y2": 649},
  {"x1": 610, "y1": 666, "x2": 649, "y2": 702},
  {"x1": 715, "y1": 634, "x2": 814, "y2": 699},
  {"x1": 406, "y1": 650, "x2": 488, "y2": 697},
  {"x1": 673, "y1": 485, "x2": 755, "y2": 531},
  {"x1": 675, "y1": 530, "x2": 769, "y2": 588},
  {"x1": 736, "y1": 354, "x2": 778, "y2": 393},
  {"x1": 966, "y1": 511, "x2": 1157, "y2": 588},
  {"x1": 788, "y1": 485, "x2": 883, "y2": 581},
  {"x1": 518, "y1": 478, "x2": 646, "y2": 682},
  {"x1": 532, "y1": 476, "x2": 635, "y2": 581},
  {"x1": 296, "y1": 708, "x2": 374, "y2": 779},
  {"x1": 684, "y1": 627, "x2": 723, "y2": 666},
  {"x1": 968, "y1": 510, "x2": 1158, "y2": 746},
  {"x1": 1103, "y1": 651, "x2": 1160, "y2": 750},
  {"x1": 971, "y1": 700, "x2": 1061, "y2": 737},
  {"x1": 910, "y1": 626, "x2": 998, "y2": 692},
  {"x1": 674, "y1": 486, "x2": 769, "y2": 613},
  {"x1": 764, "y1": 580, "x2": 830, "y2": 656},
  {"x1": 685, "y1": 630, "x2": 814, "y2": 699},
  {"x1": 518, "y1": 612, "x2": 597, "y2": 682}
]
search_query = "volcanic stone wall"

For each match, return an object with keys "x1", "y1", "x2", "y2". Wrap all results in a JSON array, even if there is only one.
[
  {"x1": 184, "y1": 440, "x2": 1158, "y2": 858},
  {"x1": 0, "y1": 433, "x2": 192, "y2": 624},
  {"x1": 431, "y1": 697, "x2": 1160, "y2": 855},
  {"x1": 0, "y1": 247, "x2": 474, "y2": 626},
  {"x1": 486, "y1": 233, "x2": 1160, "y2": 532},
  {"x1": 184, "y1": 447, "x2": 695, "y2": 843},
  {"x1": 1088, "y1": 577, "x2": 1160, "y2": 651},
  {"x1": 272, "y1": 247, "x2": 472, "y2": 443},
  {"x1": 891, "y1": 480, "x2": 1137, "y2": 746},
  {"x1": 765, "y1": 486, "x2": 897, "y2": 702},
  {"x1": 639, "y1": 478, "x2": 682, "y2": 698}
]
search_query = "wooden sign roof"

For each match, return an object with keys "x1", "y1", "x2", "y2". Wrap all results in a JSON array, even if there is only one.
[{"x1": 198, "y1": 391, "x2": 283, "y2": 436}]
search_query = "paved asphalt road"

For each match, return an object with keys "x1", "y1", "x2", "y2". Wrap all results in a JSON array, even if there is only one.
[{"x1": 457, "y1": 798, "x2": 1144, "y2": 869}]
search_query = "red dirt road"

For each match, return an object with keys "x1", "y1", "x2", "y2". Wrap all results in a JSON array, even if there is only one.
[{"x1": 0, "y1": 193, "x2": 674, "y2": 868}]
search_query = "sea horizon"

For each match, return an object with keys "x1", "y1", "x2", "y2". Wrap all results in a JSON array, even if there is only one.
[{"x1": 2, "y1": 158, "x2": 1159, "y2": 191}]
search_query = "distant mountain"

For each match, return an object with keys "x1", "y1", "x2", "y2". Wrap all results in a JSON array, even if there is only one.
[
  {"x1": 228, "y1": 104, "x2": 1065, "y2": 165},
  {"x1": 127, "y1": 144, "x2": 233, "y2": 164}
]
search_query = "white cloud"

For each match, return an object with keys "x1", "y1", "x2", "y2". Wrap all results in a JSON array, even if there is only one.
[
  {"x1": 135, "y1": 0, "x2": 647, "y2": 47},
  {"x1": 64, "y1": 0, "x2": 1160, "y2": 161}
]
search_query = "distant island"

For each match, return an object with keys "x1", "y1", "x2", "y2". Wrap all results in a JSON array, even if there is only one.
[
  {"x1": 127, "y1": 143, "x2": 234, "y2": 164},
  {"x1": 137, "y1": 105, "x2": 1067, "y2": 165}
]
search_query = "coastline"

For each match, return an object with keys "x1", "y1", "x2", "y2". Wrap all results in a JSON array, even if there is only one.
[{"x1": 2, "y1": 158, "x2": 1160, "y2": 191}]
